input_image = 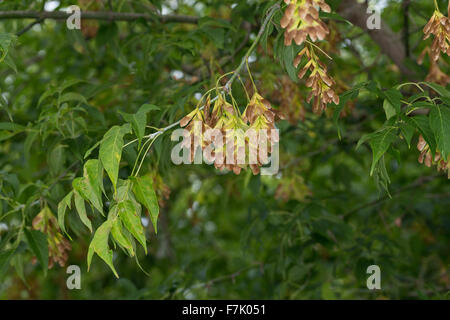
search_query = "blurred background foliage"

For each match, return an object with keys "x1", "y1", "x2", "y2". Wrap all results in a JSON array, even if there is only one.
[{"x1": 0, "y1": 0, "x2": 449, "y2": 299}]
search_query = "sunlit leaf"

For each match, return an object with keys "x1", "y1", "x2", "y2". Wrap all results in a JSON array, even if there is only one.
[
  {"x1": 118, "y1": 200, "x2": 147, "y2": 254},
  {"x1": 57, "y1": 190, "x2": 73, "y2": 237},
  {"x1": 131, "y1": 175, "x2": 159, "y2": 234},
  {"x1": 72, "y1": 186, "x2": 93, "y2": 233},
  {"x1": 83, "y1": 159, "x2": 104, "y2": 213},
  {"x1": 119, "y1": 104, "x2": 160, "y2": 148},
  {"x1": 99, "y1": 125, "x2": 130, "y2": 191},
  {"x1": 429, "y1": 104, "x2": 450, "y2": 159},
  {"x1": 87, "y1": 219, "x2": 118, "y2": 278}
]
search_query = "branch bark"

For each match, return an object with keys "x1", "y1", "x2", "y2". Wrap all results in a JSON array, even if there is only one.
[
  {"x1": 337, "y1": 0, "x2": 416, "y2": 78},
  {"x1": 0, "y1": 10, "x2": 199, "y2": 24}
]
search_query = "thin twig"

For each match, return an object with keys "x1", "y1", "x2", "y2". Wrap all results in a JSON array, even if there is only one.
[
  {"x1": 0, "y1": 10, "x2": 199, "y2": 24},
  {"x1": 16, "y1": 18, "x2": 44, "y2": 36}
]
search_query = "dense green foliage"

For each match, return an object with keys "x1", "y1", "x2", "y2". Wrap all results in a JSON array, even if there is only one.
[{"x1": 0, "y1": 0, "x2": 449, "y2": 299}]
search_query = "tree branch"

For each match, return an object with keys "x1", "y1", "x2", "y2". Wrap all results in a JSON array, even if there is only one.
[
  {"x1": 402, "y1": 0, "x2": 411, "y2": 57},
  {"x1": 16, "y1": 18, "x2": 44, "y2": 36},
  {"x1": 0, "y1": 10, "x2": 199, "y2": 24},
  {"x1": 338, "y1": 0, "x2": 416, "y2": 78}
]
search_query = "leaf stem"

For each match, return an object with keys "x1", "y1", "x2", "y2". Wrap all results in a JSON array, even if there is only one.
[{"x1": 305, "y1": 39, "x2": 333, "y2": 60}]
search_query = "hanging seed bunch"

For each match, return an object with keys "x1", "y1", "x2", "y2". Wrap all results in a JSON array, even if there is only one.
[
  {"x1": 32, "y1": 206, "x2": 72, "y2": 268},
  {"x1": 181, "y1": 93, "x2": 246, "y2": 174},
  {"x1": 280, "y1": 0, "x2": 331, "y2": 45},
  {"x1": 180, "y1": 96, "x2": 214, "y2": 162},
  {"x1": 243, "y1": 91, "x2": 282, "y2": 174},
  {"x1": 280, "y1": 0, "x2": 339, "y2": 114},
  {"x1": 417, "y1": 135, "x2": 450, "y2": 179},
  {"x1": 423, "y1": 5, "x2": 450, "y2": 62},
  {"x1": 180, "y1": 73, "x2": 282, "y2": 175},
  {"x1": 294, "y1": 46, "x2": 339, "y2": 113},
  {"x1": 209, "y1": 93, "x2": 249, "y2": 174}
]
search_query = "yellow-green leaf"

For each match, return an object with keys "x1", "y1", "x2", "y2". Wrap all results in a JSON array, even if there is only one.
[
  {"x1": 83, "y1": 159, "x2": 104, "y2": 214},
  {"x1": 119, "y1": 104, "x2": 160, "y2": 148},
  {"x1": 118, "y1": 200, "x2": 147, "y2": 254},
  {"x1": 131, "y1": 175, "x2": 159, "y2": 234},
  {"x1": 99, "y1": 125, "x2": 130, "y2": 191},
  {"x1": 87, "y1": 219, "x2": 118, "y2": 278},
  {"x1": 73, "y1": 188, "x2": 92, "y2": 233},
  {"x1": 429, "y1": 105, "x2": 450, "y2": 159},
  {"x1": 111, "y1": 216, "x2": 135, "y2": 257},
  {"x1": 57, "y1": 190, "x2": 73, "y2": 237}
]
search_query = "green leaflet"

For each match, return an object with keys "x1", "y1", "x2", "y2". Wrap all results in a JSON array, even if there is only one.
[
  {"x1": 24, "y1": 229, "x2": 48, "y2": 274},
  {"x1": 373, "y1": 156, "x2": 392, "y2": 196},
  {"x1": 72, "y1": 164, "x2": 104, "y2": 215},
  {"x1": 261, "y1": 17, "x2": 274, "y2": 53},
  {"x1": 87, "y1": 219, "x2": 118, "y2": 278},
  {"x1": 99, "y1": 125, "x2": 130, "y2": 191},
  {"x1": 73, "y1": 188, "x2": 92, "y2": 233},
  {"x1": 283, "y1": 44, "x2": 298, "y2": 82},
  {"x1": 368, "y1": 127, "x2": 398, "y2": 176},
  {"x1": 357, "y1": 124, "x2": 398, "y2": 176},
  {"x1": 0, "y1": 122, "x2": 26, "y2": 142},
  {"x1": 58, "y1": 92, "x2": 88, "y2": 106},
  {"x1": 57, "y1": 190, "x2": 73, "y2": 237},
  {"x1": 131, "y1": 175, "x2": 159, "y2": 234},
  {"x1": 24, "y1": 129, "x2": 39, "y2": 160},
  {"x1": 83, "y1": 159, "x2": 104, "y2": 212},
  {"x1": 58, "y1": 79, "x2": 85, "y2": 93},
  {"x1": 11, "y1": 254, "x2": 26, "y2": 285},
  {"x1": 383, "y1": 88, "x2": 402, "y2": 115},
  {"x1": 319, "y1": 11, "x2": 353, "y2": 25},
  {"x1": 48, "y1": 144, "x2": 66, "y2": 177},
  {"x1": 423, "y1": 82, "x2": 450, "y2": 99},
  {"x1": 118, "y1": 200, "x2": 147, "y2": 254},
  {"x1": 0, "y1": 33, "x2": 16, "y2": 62},
  {"x1": 119, "y1": 104, "x2": 160, "y2": 148},
  {"x1": 72, "y1": 176, "x2": 103, "y2": 215},
  {"x1": 111, "y1": 215, "x2": 135, "y2": 257},
  {"x1": 429, "y1": 104, "x2": 450, "y2": 159},
  {"x1": 383, "y1": 99, "x2": 397, "y2": 120},
  {"x1": 400, "y1": 116, "x2": 415, "y2": 148},
  {"x1": 0, "y1": 249, "x2": 15, "y2": 280},
  {"x1": 408, "y1": 115, "x2": 437, "y2": 155}
]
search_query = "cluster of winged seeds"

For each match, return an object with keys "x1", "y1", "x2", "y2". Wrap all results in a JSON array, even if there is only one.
[
  {"x1": 419, "y1": 5, "x2": 450, "y2": 86},
  {"x1": 32, "y1": 206, "x2": 72, "y2": 268},
  {"x1": 423, "y1": 6, "x2": 450, "y2": 61},
  {"x1": 294, "y1": 46, "x2": 339, "y2": 113},
  {"x1": 180, "y1": 91, "x2": 282, "y2": 175},
  {"x1": 280, "y1": 0, "x2": 331, "y2": 45},
  {"x1": 280, "y1": 0, "x2": 339, "y2": 114},
  {"x1": 417, "y1": 135, "x2": 450, "y2": 179}
]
